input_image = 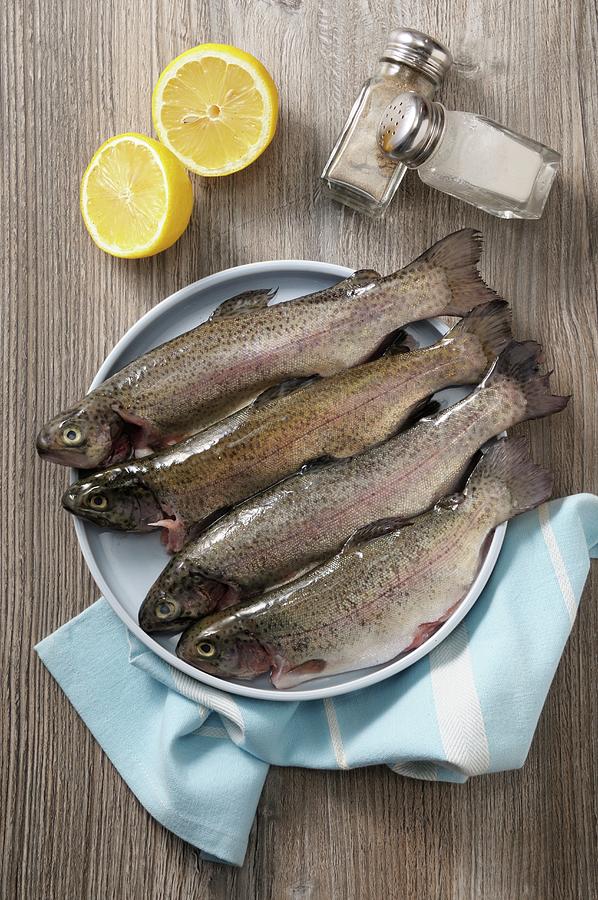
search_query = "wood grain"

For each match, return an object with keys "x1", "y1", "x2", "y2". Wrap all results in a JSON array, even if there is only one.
[{"x1": 1, "y1": 0, "x2": 596, "y2": 897}]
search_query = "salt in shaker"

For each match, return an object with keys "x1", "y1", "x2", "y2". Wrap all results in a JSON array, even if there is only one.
[
  {"x1": 320, "y1": 29, "x2": 452, "y2": 217},
  {"x1": 379, "y1": 93, "x2": 561, "y2": 219}
]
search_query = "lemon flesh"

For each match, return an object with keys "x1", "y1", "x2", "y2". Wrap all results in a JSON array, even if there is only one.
[
  {"x1": 152, "y1": 44, "x2": 278, "y2": 177},
  {"x1": 80, "y1": 133, "x2": 193, "y2": 258}
]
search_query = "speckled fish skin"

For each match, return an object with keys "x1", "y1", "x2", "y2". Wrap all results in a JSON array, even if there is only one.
[
  {"x1": 163, "y1": 340, "x2": 567, "y2": 608},
  {"x1": 37, "y1": 228, "x2": 496, "y2": 468},
  {"x1": 175, "y1": 439, "x2": 552, "y2": 687},
  {"x1": 62, "y1": 299, "x2": 510, "y2": 555},
  {"x1": 137, "y1": 301, "x2": 513, "y2": 632}
]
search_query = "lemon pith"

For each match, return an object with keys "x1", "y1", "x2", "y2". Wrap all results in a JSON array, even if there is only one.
[
  {"x1": 80, "y1": 133, "x2": 193, "y2": 258},
  {"x1": 152, "y1": 44, "x2": 278, "y2": 177}
]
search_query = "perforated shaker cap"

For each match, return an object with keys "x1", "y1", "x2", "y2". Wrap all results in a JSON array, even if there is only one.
[
  {"x1": 378, "y1": 92, "x2": 446, "y2": 167},
  {"x1": 381, "y1": 29, "x2": 452, "y2": 88}
]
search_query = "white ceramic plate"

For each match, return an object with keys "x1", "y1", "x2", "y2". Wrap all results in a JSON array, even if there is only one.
[{"x1": 71, "y1": 260, "x2": 505, "y2": 701}]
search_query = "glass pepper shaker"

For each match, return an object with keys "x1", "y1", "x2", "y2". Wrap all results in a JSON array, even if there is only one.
[
  {"x1": 379, "y1": 93, "x2": 561, "y2": 219},
  {"x1": 320, "y1": 29, "x2": 452, "y2": 217}
]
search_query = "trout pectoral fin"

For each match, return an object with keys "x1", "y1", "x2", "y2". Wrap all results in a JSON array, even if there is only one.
[
  {"x1": 270, "y1": 656, "x2": 327, "y2": 689},
  {"x1": 162, "y1": 433, "x2": 187, "y2": 446},
  {"x1": 402, "y1": 600, "x2": 461, "y2": 654},
  {"x1": 149, "y1": 516, "x2": 188, "y2": 553},
  {"x1": 112, "y1": 406, "x2": 163, "y2": 451}
]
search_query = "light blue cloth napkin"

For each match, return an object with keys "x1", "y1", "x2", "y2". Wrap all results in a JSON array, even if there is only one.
[{"x1": 36, "y1": 495, "x2": 598, "y2": 866}]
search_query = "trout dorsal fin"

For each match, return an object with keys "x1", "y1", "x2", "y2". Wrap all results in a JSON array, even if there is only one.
[
  {"x1": 344, "y1": 516, "x2": 413, "y2": 549},
  {"x1": 211, "y1": 270, "x2": 379, "y2": 321},
  {"x1": 349, "y1": 268, "x2": 380, "y2": 284},
  {"x1": 366, "y1": 327, "x2": 417, "y2": 363},
  {"x1": 400, "y1": 397, "x2": 441, "y2": 429},
  {"x1": 209, "y1": 287, "x2": 279, "y2": 319},
  {"x1": 253, "y1": 376, "x2": 321, "y2": 408},
  {"x1": 352, "y1": 268, "x2": 380, "y2": 280},
  {"x1": 380, "y1": 328, "x2": 417, "y2": 356},
  {"x1": 298, "y1": 454, "x2": 337, "y2": 474},
  {"x1": 344, "y1": 268, "x2": 380, "y2": 298}
]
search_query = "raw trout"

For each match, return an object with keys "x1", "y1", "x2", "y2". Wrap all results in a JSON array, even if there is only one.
[
  {"x1": 175, "y1": 438, "x2": 552, "y2": 688},
  {"x1": 64, "y1": 301, "x2": 511, "y2": 554},
  {"x1": 139, "y1": 341, "x2": 567, "y2": 633},
  {"x1": 37, "y1": 229, "x2": 495, "y2": 468}
]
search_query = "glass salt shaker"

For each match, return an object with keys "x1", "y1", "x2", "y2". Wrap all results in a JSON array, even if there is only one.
[
  {"x1": 320, "y1": 29, "x2": 452, "y2": 217},
  {"x1": 378, "y1": 93, "x2": 561, "y2": 219}
]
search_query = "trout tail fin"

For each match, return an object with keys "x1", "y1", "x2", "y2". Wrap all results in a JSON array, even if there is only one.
[
  {"x1": 468, "y1": 437, "x2": 553, "y2": 517},
  {"x1": 447, "y1": 299, "x2": 513, "y2": 363},
  {"x1": 484, "y1": 340, "x2": 570, "y2": 421},
  {"x1": 405, "y1": 229, "x2": 498, "y2": 315}
]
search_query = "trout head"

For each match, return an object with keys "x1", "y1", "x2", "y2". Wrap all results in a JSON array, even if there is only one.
[
  {"x1": 138, "y1": 558, "x2": 238, "y2": 634},
  {"x1": 176, "y1": 609, "x2": 271, "y2": 680},
  {"x1": 62, "y1": 465, "x2": 163, "y2": 531},
  {"x1": 36, "y1": 402, "x2": 130, "y2": 468}
]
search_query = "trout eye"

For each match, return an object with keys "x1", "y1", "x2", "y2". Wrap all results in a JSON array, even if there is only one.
[
  {"x1": 155, "y1": 600, "x2": 178, "y2": 620},
  {"x1": 89, "y1": 493, "x2": 108, "y2": 510},
  {"x1": 196, "y1": 640, "x2": 217, "y2": 658},
  {"x1": 62, "y1": 425, "x2": 83, "y2": 446}
]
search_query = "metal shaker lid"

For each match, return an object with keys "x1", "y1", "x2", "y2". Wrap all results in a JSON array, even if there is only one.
[
  {"x1": 378, "y1": 92, "x2": 446, "y2": 167},
  {"x1": 381, "y1": 29, "x2": 452, "y2": 87}
]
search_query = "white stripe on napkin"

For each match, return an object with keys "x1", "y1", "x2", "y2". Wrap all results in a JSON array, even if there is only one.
[
  {"x1": 172, "y1": 668, "x2": 246, "y2": 743},
  {"x1": 429, "y1": 623, "x2": 490, "y2": 776},
  {"x1": 391, "y1": 761, "x2": 438, "y2": 781},
  {"x1": 324, "y1": 699, "x2": 349, "y2": 769},
  {"x1": 195, "y1": 725, "x2": 228, "y2": 739},
  {"x1": 539, "y1": 505, "x2": 577, "y2": 624}
]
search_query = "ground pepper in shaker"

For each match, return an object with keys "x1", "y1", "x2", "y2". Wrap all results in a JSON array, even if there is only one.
[
  {"x1": 320, "y1": 29, "x2": 452, "y2": 217},
  {"x1": 379, "y1": 93, "x2": 561, "y2": 219}
]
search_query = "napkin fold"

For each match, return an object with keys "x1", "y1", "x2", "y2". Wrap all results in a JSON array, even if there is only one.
[{"x1": 36, "y1": 495, "x2": 598, "y2": 866}]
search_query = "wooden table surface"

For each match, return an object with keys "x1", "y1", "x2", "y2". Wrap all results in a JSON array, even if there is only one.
[{"x1": 2, "y1": 0, "x2": 597, "y2": 897}]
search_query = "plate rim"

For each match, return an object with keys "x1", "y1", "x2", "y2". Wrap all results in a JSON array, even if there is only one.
[{"x1": 71, "y1": 258, "x2": 505, "y2": 702}]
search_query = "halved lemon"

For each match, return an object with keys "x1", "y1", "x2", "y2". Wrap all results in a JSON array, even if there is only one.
[
  {"x1": 80, "y1": 133, "x2": 194, "y2": 258},
  {"x1": 152, "y1": 44, "x2": 278, "y2": 177}
]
